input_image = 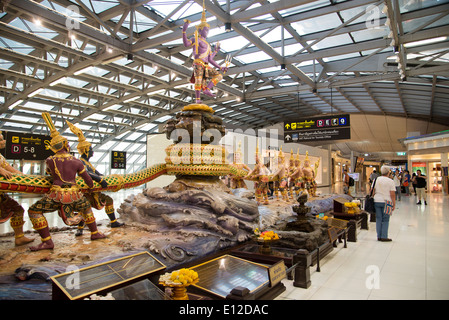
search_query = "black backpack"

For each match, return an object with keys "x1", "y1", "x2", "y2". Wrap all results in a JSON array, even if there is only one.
[{"x1": 348, "y1": 176, "x2": 355, "y2": 186}]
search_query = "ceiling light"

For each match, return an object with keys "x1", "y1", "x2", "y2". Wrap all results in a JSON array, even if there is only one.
[
  {"x1": 50, "y1": 77, "x2": 67, "y2": 86},
  {"x1": 393, "y1": 45, "x2": 399, "y2": 53},
  {"x1": 9, "y1": 100, "x2": 23, "y2": 110},
  {"x1": 74, "y1": 66, "x2": 94, "y2": 75},
  {"x1": 404, "y1": 36, "x2": 448, "y2": 48},
  {"x1": 225, "y1": 22, "x2": 231, "y2": 32},
  {"x1": 29, "y1": 88, "x2": 43, "y2": 97},
  {"x1": 123, "y1": 96, "x2": 139, "y2": 103}
]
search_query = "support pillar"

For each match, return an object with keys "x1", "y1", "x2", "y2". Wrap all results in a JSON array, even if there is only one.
[{"x1": 293, "y1": 249, "x2": 311, "y2": 288}]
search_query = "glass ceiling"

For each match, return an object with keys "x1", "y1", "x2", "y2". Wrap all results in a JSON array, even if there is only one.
[{"x1": 0, "y1": 0, "x2": 449, "y2": 165}]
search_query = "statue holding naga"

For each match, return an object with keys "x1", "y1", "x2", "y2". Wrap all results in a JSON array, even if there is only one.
[{"x1": 27, "y1": 113, "x2": 106, "y2": 251}]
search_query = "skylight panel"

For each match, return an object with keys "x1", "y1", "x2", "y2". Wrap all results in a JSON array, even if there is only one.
[
  {"x1": 292, "y1": 12, "x2": 341, "y2": 35},
  {"x1": 84, "y1": 0, "x2": 117, "y2": 14},
  {"x1": 219, "y1": 36, "x2": 250, "y2": 52},
  {"x1": 308, "y1": 33, "x2": 353, "y2": 51},
  {"x1": 351, "y1": 28, "x2": 388, "y2": 42},
  {"x1": 237, "y1": 51, "x2": 272, "y2": 64},
  {"x1": 278, "y1": 0, "x2": 329, "y2": 16}
]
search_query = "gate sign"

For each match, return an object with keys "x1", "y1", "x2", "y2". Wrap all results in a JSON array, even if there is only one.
[
  {"x1": 0, "y1": 131, "x2": 53, "y2": 160},
  {"x1": 111, "y1": 151, "x2": 126, "y2": 169},
  {"x1": 284, "y1": 114, "x2": 351, "y2": 143}
]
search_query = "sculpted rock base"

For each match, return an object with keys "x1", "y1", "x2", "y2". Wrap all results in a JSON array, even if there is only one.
[{"x1": 118, "y1": 176, "x2": 259, "y2": 267}]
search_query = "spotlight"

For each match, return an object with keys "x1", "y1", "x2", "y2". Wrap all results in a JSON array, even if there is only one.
[
  {"x1": 394, "y1": 45, "x2": 399, "y2": 53},
  {"x1": 127, "y1": 53, "x2": 133, "y2": 61},
  {"x1": 281, "y1": 63, "x2": 286, "y2": 70},
  {"x1": 225, "y1": 22, "x2": 231, "y2": 32}
]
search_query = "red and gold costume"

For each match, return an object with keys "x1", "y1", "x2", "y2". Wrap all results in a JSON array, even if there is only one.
[
  {"x1": 0, "y1": 132, "x2": 34, "y2": 246},
  {"x1": 66, "y1": 121, "x2": 124, "y2": 235},
  {"x1": 27, "y1": 113, "x2": 105, "y2": 251}
]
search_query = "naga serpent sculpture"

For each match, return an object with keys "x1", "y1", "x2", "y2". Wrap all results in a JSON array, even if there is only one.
[
  {"x1": 0, "y1": 104, "x2": 249, "y2": 196},
  {"x1": 0, "y1": 148, "x2": 249, "y2": 195}
]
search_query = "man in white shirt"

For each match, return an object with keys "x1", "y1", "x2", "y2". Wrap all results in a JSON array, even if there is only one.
[{"x1": 371, "y1": 166, "x2": 396, "y2": 242}]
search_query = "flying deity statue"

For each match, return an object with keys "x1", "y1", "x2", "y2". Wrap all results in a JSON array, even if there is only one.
[
  {"x1": 0, "y1": 131, "x2": 34, "y2": 246},
  {"x1": 182, "y1": 0, "x2": 229, "y2": 103},
  {"x1": 27, "y1": 113, "x2": 106, "y2": 251},
  {"x1": 229, "y1": 141, "x2": 251, "y2": 189},
  {"x1": 67, "y1": 121, "x2": 124, "y2": 236},
  {"x1": 246, "y1": 143, "x2": 270, "y2": 205},
  {"x1": 271, "y1": 146, "x2": 290, "y2": 202}
]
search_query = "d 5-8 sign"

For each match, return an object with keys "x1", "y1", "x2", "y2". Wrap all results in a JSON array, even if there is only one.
[{"x1": 0, "y1": 131, "x2": 53, "y2": 160}]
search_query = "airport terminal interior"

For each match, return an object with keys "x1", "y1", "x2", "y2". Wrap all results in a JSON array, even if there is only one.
[{"x1": 0, "y1": 0, "x2": 449, "y2": 302}]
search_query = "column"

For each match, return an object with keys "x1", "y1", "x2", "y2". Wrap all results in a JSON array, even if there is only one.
[{"x1": 442, "y1": 153, "x2": 448, "y2": 194}]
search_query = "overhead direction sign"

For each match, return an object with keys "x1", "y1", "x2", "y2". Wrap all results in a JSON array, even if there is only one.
[
  {"x1": 0, "y1": 131, "x2": 53, "y2": 160},
  {"x1": 284, "y1": 114, "x2": 350, "y2": 143}
]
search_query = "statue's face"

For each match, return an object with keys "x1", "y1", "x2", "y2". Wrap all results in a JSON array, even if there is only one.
[
  {"x1": 304, "y1": 160, "x2": 310, "y2": 166},
  {"x1": 88, "y1": 146, "x2": 94, "y2": 158},
  {"x1": 199, "y1": 26, "x2": 209, "y2": 38}
]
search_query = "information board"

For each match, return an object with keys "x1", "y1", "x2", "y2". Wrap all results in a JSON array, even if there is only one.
[
  {"x1": 0, "y1": 131, "x2": 53, "y2": 160},
  {"x1": 111, "y1": 151, "x2": 126, "y2": 169},
  {"x1": 284, "y1": 114, "x2": 350, "y2": 143}
]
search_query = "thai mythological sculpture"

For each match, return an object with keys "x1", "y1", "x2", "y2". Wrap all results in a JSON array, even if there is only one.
[
  {"x1": 271, "y1": 146, "x2": 290, "y2": 202},
  {"x1": 302, "y1": 151, "x2": 318, "y2": 197},
  {"x1": 229, "y1": 142, "x2": 251, "y2": 189},
  {"x1": 66, "y1": 121, "x2": 124, "y2": 236},
  {"x1": 289, "y1": 150, "x2": 304, "y2": 199},
  {"x1": 246, "y1": 144, "x2": 270, "y2": 205},
  {"x1": 0, "y1": 131, "x2": 34, "y2": 246},
  {"x1": 182, "y1": 1, "x2": 228, "y2": 103},
  {"x1": 27, "y1": 113, "x2": 106, "y2": 251},
  {"x1": 287, "y1": 149, "x2": 297, "y2": 201}
]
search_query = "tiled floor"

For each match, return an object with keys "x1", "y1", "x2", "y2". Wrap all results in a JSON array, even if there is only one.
[
  {"x1": 277, "y1": 188, "x2": 449, "y2": 300},
  {"x1": 2, "y1": 184, "x2": 449, "y2": 300}
]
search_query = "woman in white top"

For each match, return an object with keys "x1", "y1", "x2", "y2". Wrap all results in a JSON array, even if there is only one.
[{"x1": 371, "y1": 166, "x2": 396, "y2": 242}]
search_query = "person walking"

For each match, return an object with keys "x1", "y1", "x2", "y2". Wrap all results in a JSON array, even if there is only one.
[
  {"x1": 403, "y1": 170, "x2": 411, "y2": 196},
  {"x1": 393, "y1": 171, "x2": 401, "y2": 201},
  {"x1": 412, "y1": 172, "x2": 417, "y2": 194},
  {"x1": 371, "y1": 166, "x2": 396, "y2": 242},
  {"x1": 412, "y1": 170, "x2": 427, "y2": 205}
]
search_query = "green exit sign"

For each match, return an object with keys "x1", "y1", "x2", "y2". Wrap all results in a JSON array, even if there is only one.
[{"x1": 397, "y1": 152, "x2": 406, "y2": 156}]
